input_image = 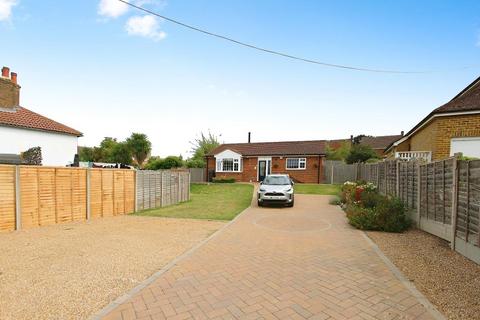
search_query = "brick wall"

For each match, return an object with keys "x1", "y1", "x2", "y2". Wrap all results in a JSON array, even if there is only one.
[
  {"x1": 271, "y1": 156, "x2": 323, "y2": 183},
  {"x1": 0, "y1": 77, "x2": 20, "y2": 109},
  {"x1": 206, "y1": 155, "x2": 324, "y2": 183},
  {"x1": 435, "y1": 114, "x2": 480, "y2": 159},
  {"x1": 394, "y1": 114, "x2": 480, "y2": 160}
]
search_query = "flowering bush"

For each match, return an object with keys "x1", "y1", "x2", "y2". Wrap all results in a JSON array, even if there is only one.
[{"x1": 341, "y1": 181, "x2": 410, "y2": 233}]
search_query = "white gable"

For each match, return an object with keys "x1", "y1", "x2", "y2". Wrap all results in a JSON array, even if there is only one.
[{"x1": 214, "y1": 149, "x2": 242, "y2": 159}]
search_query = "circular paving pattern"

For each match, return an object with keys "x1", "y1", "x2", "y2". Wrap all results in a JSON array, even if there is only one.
[{"x1": 254, "y1": 215, "x2": 331, "y2": 233}]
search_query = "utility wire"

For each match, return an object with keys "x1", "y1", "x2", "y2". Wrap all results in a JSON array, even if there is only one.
[{"x1": 117, "y1": 0, "x2": 427, "y2": 74}]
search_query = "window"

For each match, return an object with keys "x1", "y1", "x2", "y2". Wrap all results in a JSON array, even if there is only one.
[
  {"x1": 286, "y1": 158, "x2": 306, "y2": 170},
  {"x1": 216, "y1": 158, "x2": 241, "y2": 172}
]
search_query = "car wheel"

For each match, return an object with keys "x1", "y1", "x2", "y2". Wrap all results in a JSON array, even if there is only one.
[
  {"x1": 288, "y1": 200, "x2": 294, "y2": 207},
  {"x1": 257, "y1": 200, "x2": 263, "y2": 207}
]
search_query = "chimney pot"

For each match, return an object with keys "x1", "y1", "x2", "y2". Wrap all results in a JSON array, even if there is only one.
[
  {"x1": 248, "y1": 132, "x2": 251, "y2": 143},
  {"x1": 11, "y1": 72, "x2": 17, "y2": 84},
  {"x1": 401, "y1": 131, "x2": 404, "y2": 136},
  {"x1": 1, "y1": 66, "x2": 9, "y2": 78}
]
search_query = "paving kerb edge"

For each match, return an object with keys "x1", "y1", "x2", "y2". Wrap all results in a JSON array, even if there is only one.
[
  {"x1": 361, "y1": 232, "x2": 446, "y2": 320},
  {"x1": 90, "y1": 184, "x2": 257, "y2": 320}
]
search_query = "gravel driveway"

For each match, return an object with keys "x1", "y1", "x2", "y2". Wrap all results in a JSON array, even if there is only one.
[{"x1": 0, "y1": 216, "x2": 224, "y2": 320}]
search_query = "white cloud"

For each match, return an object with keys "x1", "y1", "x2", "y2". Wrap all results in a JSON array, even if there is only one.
[
  {"x1": 0, "y1": 0, "x2": 18, "y2": 21},
  {"x1": 125, "y1": 15, "x2": 166, "y2": 41},
  {"x1": 98, "y1": 0, "x2": 129, "y2": 18}
]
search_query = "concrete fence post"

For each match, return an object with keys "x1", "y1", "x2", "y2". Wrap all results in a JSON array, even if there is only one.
[
  {"x1": 395, "y1": 160, "x2": 400, "y2": 197},
  {"x1": 86, "y1": 168, "x2": 91, "y2": 220},
  {"x1": 451, "y1": 157, "x2": 459, "y2": 250},
  {"x1": 15, "y1": 165, "x2": 21, "y2": 231},
  {"x1": 134, "y1": 170, "x2": 138, "y2": 213},
  {"x1": 416, "y1": 163, "x2": 422, "y2": 228}
]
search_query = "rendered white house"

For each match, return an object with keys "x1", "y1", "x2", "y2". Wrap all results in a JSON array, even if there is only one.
[{"x1": 0, "y1": 66, "x2": 82, "y2": 166}]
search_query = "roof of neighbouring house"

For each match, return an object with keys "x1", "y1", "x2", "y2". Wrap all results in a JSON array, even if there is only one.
[
  {"x1": 385, "y1": 76, "x2": 480, "y2": 152},
  {"x1": 0, "y1": 106, "x2": 82, "y2": 136},
  {"x1": 208, "y1": 140, "x2": 328, "y2": 156},
  {"x1": 434, "y1": 76, "x2": 480, "y2": 114},
  {"x1": 359, "y1": 135, "x2": 403, "y2": 150}
]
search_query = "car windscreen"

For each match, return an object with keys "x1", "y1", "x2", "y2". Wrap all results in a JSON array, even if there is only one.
[{"x1": 263, "y1": 176, "x2": 291, "y2": 185}]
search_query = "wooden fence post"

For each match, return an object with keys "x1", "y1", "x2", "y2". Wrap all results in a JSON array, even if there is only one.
[
  {"x1": 15, "y1": 165, "x2": 21, "y2": 231},
  {"x1": 451, "y1": 157, "x2": 459, "y2": 250},
  {"x1": 86, "y1": 168, "x2": 91, "y2": 220}
]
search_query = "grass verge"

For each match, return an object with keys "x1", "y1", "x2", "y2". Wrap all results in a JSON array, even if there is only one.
[
  {"x1": 295, "y1": 184, "x2": 341, "y2": 195},
  {"x1": 134, "y1": 183, "x2": 253, "y2": 221}
]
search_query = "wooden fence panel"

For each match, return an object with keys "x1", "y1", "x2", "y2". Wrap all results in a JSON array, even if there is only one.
[
  {"x1": 101, "y1": 170, "x2": 114, "y2": 217},
  {"x1": 113, "y1": 171, "x2": 125, "y2": 215},
  {"x1": 124, "y1": 171, "x2": 135, "y2": 214},
  {"x1": 20, "y1": 167, "x2": 40, "y2": 228},
  {"x1": 135, "y1": 170, "x2": 190, "y2": 211},
  {"x1": 457, "y1": 160, "x2": 480, "y2": 245},
  {"x1": 71, "y1": 169, "x2": 87, "y2": 222},
  {"x1": 0, "y1": 166, "x2": 16, "y2": 231},
  {"x1": 90, "y1": 169, "x2": 103, "y2": 218},
  {"x1": 38, "y1": 168, "x2": 56, "y2": 226}
]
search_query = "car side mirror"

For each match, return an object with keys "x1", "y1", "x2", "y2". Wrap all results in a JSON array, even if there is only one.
[{"x1": 291, "y1": 180, "x2": 295, "y2": 185}]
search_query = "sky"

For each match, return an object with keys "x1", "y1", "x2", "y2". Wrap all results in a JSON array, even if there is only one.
[{"x1": 1, "y1": 0, "x2": 479, "y2": 157}]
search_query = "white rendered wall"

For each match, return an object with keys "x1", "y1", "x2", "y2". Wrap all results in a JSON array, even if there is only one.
[{"x1": 0, "y1": 126, "x2": 78, "y2": 166}]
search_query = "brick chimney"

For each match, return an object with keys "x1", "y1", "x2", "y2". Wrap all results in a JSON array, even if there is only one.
[{"x1": 0, "y1": 66, "x2": 20, "y2": 109}]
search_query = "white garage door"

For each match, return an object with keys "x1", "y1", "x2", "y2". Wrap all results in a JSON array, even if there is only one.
[{"x1": 450, "y1": 137, "x2": 480, "y2": 158}]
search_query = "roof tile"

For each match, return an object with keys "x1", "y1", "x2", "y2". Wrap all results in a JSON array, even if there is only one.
[{"x1": 0, "y1": 107, "x2": 82, "y2": 136}]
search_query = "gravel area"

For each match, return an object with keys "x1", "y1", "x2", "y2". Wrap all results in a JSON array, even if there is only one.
[
  {"x1": 367, "y1": 228, "x2": 480, "y2": 320},
  {"x1": 0, "y1": 216, "x2": 225, "y2": 320}
]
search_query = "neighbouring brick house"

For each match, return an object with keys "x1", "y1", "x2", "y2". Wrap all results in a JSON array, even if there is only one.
[
  {"x1": 0, "y1": 66, "x2": 82, "y2": 165},
  {"x1": 205, "y1": 140, "x2": 327, "y2": 183},
  {"x1": 386, "y1": 76, "x2": 480, "y2": 161},
  {"x1": 357, "y1": 134, "x2": 403, "y2": 158},
  {"x1": 326, "y1": 134, "x2": 404, "y2": 158}
]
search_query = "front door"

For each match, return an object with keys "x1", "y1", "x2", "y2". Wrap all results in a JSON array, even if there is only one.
[{"x1": 258, "y1": 160, "x2": 267, "y2": 182}]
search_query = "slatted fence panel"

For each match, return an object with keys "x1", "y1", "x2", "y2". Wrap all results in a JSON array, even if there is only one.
[
  {"x1": 135, "y1": 170, "x2": 190, "y2": 211},
  {"x1": 0, "y1": 165, "x2": 16, "y2": 231}
]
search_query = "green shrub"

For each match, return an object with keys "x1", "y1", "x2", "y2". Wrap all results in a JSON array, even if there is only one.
[
  {"x1": 360, "y1": 191, "x2": 382, "y2": 209},
  {"x1": 345, "y1": 205, "x2": 380, "y2": 230},
  {"x1": 375, "y1": 196, "x2": 411, "y2": 232},
  {"x1": 212, "y1": 178, "x2": 236, "y2": 183}
]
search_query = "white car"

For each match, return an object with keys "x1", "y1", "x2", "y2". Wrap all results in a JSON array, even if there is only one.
[{"x1": 257, "y1": 174, "x2": 295, "y2": 207}]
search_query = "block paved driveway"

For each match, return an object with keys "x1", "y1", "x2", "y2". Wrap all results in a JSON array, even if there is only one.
[{"x1": 101, "y1": 195, "x2": 439, "y2": 320}]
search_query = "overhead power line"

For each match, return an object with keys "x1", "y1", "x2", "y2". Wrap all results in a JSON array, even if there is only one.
[{"x1": 117, "y1": 0, "x2": 427, "y2": 74}]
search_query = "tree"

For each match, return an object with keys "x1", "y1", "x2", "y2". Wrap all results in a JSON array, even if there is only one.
[
  {"x1": 126, "y1": 133, "x2": 152, "y2": 168},
  {"x1": 188, "y1": 131, "x2": 221, "y2": 167},
  {"x1": 144, "y1": 156, "x2": 184, "y2": 170},
  {"x1": 345, "y1": 144, "x2": 379, "y2": 164},
  {"x1": 110, "y1": 142, "x2": 133, "y2": 165},
  {"x1": 326, "y1": 141, "x2": 351, "y2": 161},
  {"x1": 99, "y1": 137, "x2": 119, "y2": 163},
  {"x1": 185, "y1": 158, "x2": 205, "y2": 168},
  {"x1": 78, "y1": 146, "x2": 95, "y2": 162}
]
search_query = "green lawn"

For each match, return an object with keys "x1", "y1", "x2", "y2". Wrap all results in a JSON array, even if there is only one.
[
  {"x1": 134, "y1": 183, "x2": 253, "y2": 221},
  {"x1": 294, "y1": 184, "x2": 341, "y2": 195}
]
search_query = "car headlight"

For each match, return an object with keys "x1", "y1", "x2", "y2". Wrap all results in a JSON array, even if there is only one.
[
  {"x1": 285, "y1": 188, "x2": 293, "y2": 192},
  {"x1": 259, "y1": 188, "x2": 266, "y2": 192}
]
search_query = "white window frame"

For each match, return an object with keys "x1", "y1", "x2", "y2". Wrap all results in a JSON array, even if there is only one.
[
  {"x1": 216, "y1": 158, "x2": 242, "y2": 172},
  {"x1": 286, "y1": 157, "x2": 306, "y2": 170}
]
